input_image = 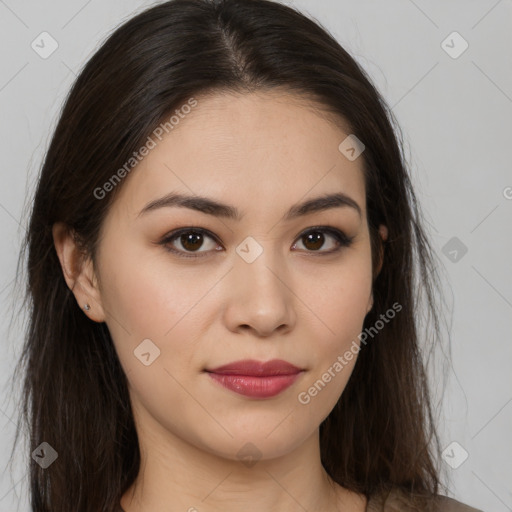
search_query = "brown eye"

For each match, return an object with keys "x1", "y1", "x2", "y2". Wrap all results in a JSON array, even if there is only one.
[
  {"x1": 159, "y1": 226, "x2": 353, "y2": 259},
  {"x1": 180, "y1": 232, "x2": 205, "y2": 252},
  {"x1": 293, "y1": 227, "x2": 353, "y2": 254},
  {"x1": 302, "y1": 231, "x2": 326, "y2": 251},
  {"x1": 160, "y1": 228, "x2": 221, "y2": 258}
]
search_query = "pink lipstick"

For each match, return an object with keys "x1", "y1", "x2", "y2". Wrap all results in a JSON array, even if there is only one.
[{"x1": 205, "y1": 359, "x2": 304, "y2": 398}]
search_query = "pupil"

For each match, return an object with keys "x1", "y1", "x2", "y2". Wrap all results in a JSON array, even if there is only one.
[
  {"x1": 182, "y1": 232, "x2": 203, "y2": 251},
  {"x1": 305, "y1": 232, "x2": 323, "y2": 251}
]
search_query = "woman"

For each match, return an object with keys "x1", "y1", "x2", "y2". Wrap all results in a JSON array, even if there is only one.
[{"x1": 11, "y1": 0, "x2": 483, "y2": 510}]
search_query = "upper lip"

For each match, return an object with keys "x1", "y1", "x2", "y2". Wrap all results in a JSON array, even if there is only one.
[{"x1": 205, "y1": 359, "x2": 303, "y2": 376}]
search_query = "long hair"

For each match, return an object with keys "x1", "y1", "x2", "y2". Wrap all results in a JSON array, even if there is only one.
[{"x1": 8, "y1": 0, "x2": 450, "y2": 510}]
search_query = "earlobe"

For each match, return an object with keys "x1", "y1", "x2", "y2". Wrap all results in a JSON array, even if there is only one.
[
  {"x1": 52, "y1": 222, "x2": 106, "y2": 322},
  {"x1": 379, "y1": 224, "x2": 388, "y2": 242}
]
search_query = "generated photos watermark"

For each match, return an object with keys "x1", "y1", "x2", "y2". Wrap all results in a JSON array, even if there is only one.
[
  {"x1": 93, "y1": 97, "x2": 198, "y2": 200},
  {"x1": 297, "y1": 301, "x2": 402, "y2": 405}
]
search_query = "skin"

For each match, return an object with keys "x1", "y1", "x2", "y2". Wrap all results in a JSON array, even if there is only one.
[{"x1": 53, "y1": 90, "x2": 388, "y2": 512}]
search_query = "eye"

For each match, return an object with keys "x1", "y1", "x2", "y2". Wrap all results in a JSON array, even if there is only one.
[
  {"x1": 292, "y1": 227, "x2": 354, "y2": 254},
  {"x1": 160, "y1": 227, "x2": 221, "y2": 259},
  {"x1": 159, "y1": 226, "x2": 354, "y2": 259}
]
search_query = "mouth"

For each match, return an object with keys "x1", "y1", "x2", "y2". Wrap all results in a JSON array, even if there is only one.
[
  {"x1": 204, "y1": 359, "x2": 305, "y2": 398},
  {"x1": 205, "y1": 358, "x2": 303, "y2": 376}
]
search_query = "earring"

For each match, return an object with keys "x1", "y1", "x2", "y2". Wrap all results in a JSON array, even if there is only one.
[{"x1": 83, "y1": 303, "x2": 91, "y2": 311}]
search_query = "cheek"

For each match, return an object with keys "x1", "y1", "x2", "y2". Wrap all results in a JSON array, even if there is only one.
[
  {"x1": 99, "y1": 235, "x2": 191, "y2": 326},
  {"x1": 303, "y1": 253, "x2": 373, "y2": 336},
  {"x1": 96, "y1": 237, "x2": 201, "y2": 369},
  {"x1": 298, "y1": 253, "x2": 372, "y2": 390}
]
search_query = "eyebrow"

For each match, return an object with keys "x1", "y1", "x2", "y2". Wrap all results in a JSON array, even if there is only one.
[{"x1": 137, "y1": 191, "x2": 362, "y2": 221}]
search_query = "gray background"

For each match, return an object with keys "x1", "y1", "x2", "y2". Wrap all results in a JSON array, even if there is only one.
[{"x1": 1, "y1": 1, "x2": 511, "y2": 511}]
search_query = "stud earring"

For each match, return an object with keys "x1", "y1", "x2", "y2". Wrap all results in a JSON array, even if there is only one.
[{"x1": 83, "y1": 303, "x2": 91, "y2": 311}]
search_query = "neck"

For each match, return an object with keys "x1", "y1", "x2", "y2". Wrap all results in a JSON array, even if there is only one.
[{"x1": 120, "y1": 408, "x2": 365, "y2": 512}]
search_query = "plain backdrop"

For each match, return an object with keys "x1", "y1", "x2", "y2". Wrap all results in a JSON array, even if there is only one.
[{"x1": 0, "y1": 1, "x2": 511, "y2": 511}]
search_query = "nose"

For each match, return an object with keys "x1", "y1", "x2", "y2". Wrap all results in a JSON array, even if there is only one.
[{"x1": 222, "y1": 248, "x2": 297, "y2": 338}]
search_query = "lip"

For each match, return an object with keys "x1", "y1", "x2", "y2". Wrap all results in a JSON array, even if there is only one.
[
  {"x1": 206, "y1": 359, "x2": 303, "y2": 376},
  {"x1": 205, "y1": 359, "x2": 304, "y2": 399}
]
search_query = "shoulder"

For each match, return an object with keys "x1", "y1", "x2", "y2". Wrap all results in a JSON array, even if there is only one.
[
  {"x1": 434, "y1": 495, "x2": 484, "y2": 512},
  {"x1": 366, "y1": 487, "x2": 484, "y2": 512}
]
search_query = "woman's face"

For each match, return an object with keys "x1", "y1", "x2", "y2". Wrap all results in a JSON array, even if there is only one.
[{"x1": 90, "y1": 90, "x2": 378, "y2": 461}]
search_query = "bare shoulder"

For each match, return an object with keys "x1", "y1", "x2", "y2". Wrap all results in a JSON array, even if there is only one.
[{"x1": 366, "y1": 487, "x2": 484, "y2": 512}]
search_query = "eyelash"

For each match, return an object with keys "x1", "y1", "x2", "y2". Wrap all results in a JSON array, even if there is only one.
[{"x1": 158, "y1": 226, "x2": 354, "y2": 259}]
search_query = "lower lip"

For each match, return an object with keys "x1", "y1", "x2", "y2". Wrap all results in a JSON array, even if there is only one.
[{"x1": 206, "y1": 372, "x2": 302, "y2": 398}]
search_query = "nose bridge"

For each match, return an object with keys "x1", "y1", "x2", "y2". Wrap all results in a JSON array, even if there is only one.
[
  {"x1": 234, "y1": 235, "x2": 288, "y2": 299},
  {"x1": 225, "y1": 235, "x2": 295, "y2": 335}
]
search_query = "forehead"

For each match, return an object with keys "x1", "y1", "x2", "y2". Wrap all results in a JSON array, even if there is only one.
[{"x1": 109, "y1": 90, "x2": 366, "y2": 222}]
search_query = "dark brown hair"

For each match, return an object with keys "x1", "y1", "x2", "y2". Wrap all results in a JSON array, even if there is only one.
[{"x1": 9, "y1": 0, "x2": 451, "y2": 510}]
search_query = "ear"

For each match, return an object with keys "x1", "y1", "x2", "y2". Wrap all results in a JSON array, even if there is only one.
[
  {"x1": 375, "y1": 224, "x2": 388, "y2": 276},
  {"x1": 367, "y1": 224, "x2": 388, "y2": 313},
  {"x1": 52, "y1": 222, "x2": 106, "y2": 323}
]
